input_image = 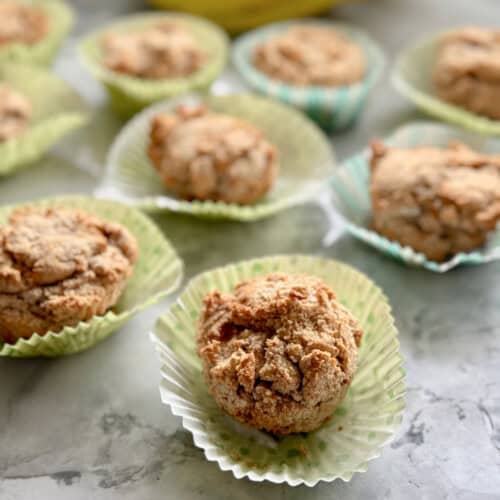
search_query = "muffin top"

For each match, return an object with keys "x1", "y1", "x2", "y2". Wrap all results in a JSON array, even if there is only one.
[
  {"x1": 101, "y1": 21, "x2": 206, "y2": 79},
  {"x1": 197, "y1": 272, "x2": 362, "y2": 435},
  {"x1": 254, "y1": 25, "x2": 366, "y2": 86},
  {"x1": 370, "y1": 140, "x2": 500, "y2": 230},
  {"x1": 0, "y1": 1, "x2": 48, "y2": 46},
  {"x1": 0, "y1": 207, "x2": 139, "y2": 341},
  {"x1": 436, "y1": 27, "x2": 500, "y2": 84},
  {"x1": 0, "y1": 207, "x2": 138, "y2": 295},
  {"x1": 0, "y1": 84, "x2": 32, "y2": 142},
  {"x1": 148, "y1": 103, "x2": 279, "y2": 204}
]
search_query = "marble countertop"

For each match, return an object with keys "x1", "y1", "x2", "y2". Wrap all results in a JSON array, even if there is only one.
[{"x1": 1, "y1": 1, "x2": 499, "y2": 499}]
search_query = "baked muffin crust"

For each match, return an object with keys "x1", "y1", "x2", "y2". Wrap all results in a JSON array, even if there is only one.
[
  {"x1": 0, "y1": 85, "x2": 32, "y2": 142},
  {"x1": 197, "y1": 273, "x2": 362, "y2": 435},
  {"x1": 254, "y1": 25, "x2": 366, "y2": 86},
  {"x1": 148, "y1": 104, "x2": 279, "y2": 204},
  {"x1": 0, "y1": 207, "x2": 138, "y2": 342},
  {"x1": 370, "y1": 141, "x2": 500, "y2": 261},
  {"x1": 434, "y1": 27, "x2": 500, "y2": 119},
  {"x1": 0, "y1": 2, "x2": 48, "y2": 47},
  {"x1": 102, "y1": 21, "x2": 206, "y2": 79}
]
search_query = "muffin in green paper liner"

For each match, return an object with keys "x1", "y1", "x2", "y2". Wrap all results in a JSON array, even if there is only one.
[
  {"x1": 232, "y1": 20, "x2": 385, "y2": 133},
  {"x1": 98, "y1": 92, "x2": 335, "y2": 221},
  {"x1": 0, "y1": 0, "x2": 73, "y2": 66},
  {"x1": 78, "y1": 12, "x2": 229, "y2": 117},
  {"x1": 0, "y1": 64, "x2": 89, "y2": 176},
  {"x1": 0, "y1": 196, "x2": 184, "y2": 358},
  {"x1": 150, "y1": 255, "x2": 405, "y2": 486},
  {"x1": 329, "y1": 121, "x2": 500, "y2": 273},
  {"x1": 392, "y1": 31, "x2": 500, "y2": 136}
]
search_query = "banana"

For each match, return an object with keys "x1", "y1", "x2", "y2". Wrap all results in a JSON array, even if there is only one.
[{"x1": 147, "y1": 0, "x2": 346, "y2": 33}]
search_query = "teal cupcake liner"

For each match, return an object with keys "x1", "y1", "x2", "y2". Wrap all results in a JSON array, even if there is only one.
[
  {"x1": 0, "y1": 196, "x2": 184, "y2": 357},
  {"x1": 0, "y1": 0, "x2": 73, "y2": 66},
  {"x1": 392, "y1": 31, "x2": 500, "y2": 135},
  {"x1": 151, "y1": 255, "x2": 405, "y2": 485},
  {"x1": 0, "y1": 64, "x2": 89, "y2": 176},
  {"x1": 329, "y1": 121, "x2": 500, "y2": 272},
  {"x1": 97, "y1": 92, "x2": 335, "y2": 221},
  {"x1": 79, "y1": 12, "x2": 229, "y2": 117},
  {"x1": 232, "y1": 19, "x2": 385, "y2": 132}
]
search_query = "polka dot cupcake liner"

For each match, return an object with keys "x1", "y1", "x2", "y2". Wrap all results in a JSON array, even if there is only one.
[
  {"x1": 78, "y1": 12, "x2": 229, "y2": 117},
  {"x1": 0, "y1": 196, "x2": 184, "y2": 357},
  {"x1": 150, "y1": 255, "x2": 405, "y2": 486},
  {"x1": 329, "y1": 121, "x2": 500, "y2": 272},
  {"x1": 232, "y1": 20, "x2": 385, "y2": 133},
  {"x1": 392, "y1": 30, "x2": 500, "y2": 136},
  {"x1": 0, "y1": 64, "x2": 89, "y2": 177},
  {"x1": 0, "y1": 0, "x2": 73, "y2": 66},
  {"x1": 97, "y1": 92, "x2": 335, "y2": 221}
]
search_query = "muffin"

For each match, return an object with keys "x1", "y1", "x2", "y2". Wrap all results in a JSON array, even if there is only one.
[
  {"x1": 254, "y1": 25, "x2": 366, "y2": 86},
  {"x1": 434, "y1": 27, "x2": 500, "y2": 120},
  {"x1": 0, "y1": 207, "x2": 138, "y2": 343},
  {"x1": 101, "y1": 21, "x2": 206, "y2": 79},
  {"x1": 197, "y1": 272, "x2": 363, "y2": 435},
  {"x1": 0, "y1": 85, "x2": 32, "y2": 141},
  {"x1": 148, "y1": 103, "x2": 279, "y2": 204},
  {"x1": 0, "y1": 1, "x2": 48, "y2": 47},
  {"x1": 370, "y1": 140, "x2": 500, "y2": 262}
]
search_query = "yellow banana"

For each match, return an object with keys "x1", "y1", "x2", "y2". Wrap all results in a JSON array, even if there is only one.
[{"x1": 147, "y1": 0, "x2": 347, "y2": 33}]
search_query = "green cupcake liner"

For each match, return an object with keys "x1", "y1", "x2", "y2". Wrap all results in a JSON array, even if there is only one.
[
  {"x1": 98, "y1": 92, "x2": 335, "y2": 221},
  {"x1": 329, "y1": 121, "x2": 500, "y2": 272},
  {"x1": 79, "y1": 12, "x2": 229, "y2": 117},
  {"x1": 151, "y1": 255, "x2": 405, "y2": 485},
  {"x1": 392, "y1": 31, "x2": 500, "y2": 135},
  {"x1": 0, "y1": 0, "x2": 73, "y2": 66},
  {"x1": 0, "y1": 64, "x2": 89, "y2": 176},
  {"x1": 232, "y1": 20, "x2": 386, "y2": 133},
  {"x1": 0, "y1": 196, "x2": 184, "y2": 358}
]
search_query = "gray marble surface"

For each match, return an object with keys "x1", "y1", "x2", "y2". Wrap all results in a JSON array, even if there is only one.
[{"x1": 1, "y1": 1, "x2": 500, "y2": 499}]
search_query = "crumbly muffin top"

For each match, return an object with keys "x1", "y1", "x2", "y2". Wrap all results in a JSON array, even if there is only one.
[
  {"x1": 0, "y1": 207, "x2": 138, "y2": 295},
  {"x1": 197, "y1": 272, "x2": 362, "y2": 434},
  {"x1": 101, "y1": 21, "x2": 206, "y2": 79},
  {"x1": 0, "y1": 2, "x2": 48, "y2": 46},
  {"x1": 0, "y1": 85, "x2": 32, "y2": 142},
  {"x1": 254, "y1": 25, "x2": 366, "y2": 86},
  {"x1": 148, "y1": 104, "x2": 279, "y2": 204},
  {"x1": 370, "y1": 141, "x2": 500, "y2": 230},
  {"x1": 436, "y1": 27, "x2": 500, "y2": 84}
]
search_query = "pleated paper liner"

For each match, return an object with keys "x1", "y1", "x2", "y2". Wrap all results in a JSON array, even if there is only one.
[
  {"x1": 232, "y1": 20, "x2": 385, "y2": 133},
  {"x1": 0, "y1": 64, "x2": 89, "y2": 176},
  {"x1": 98, "y1": 92, "x2": 335, "y2": 221},
  {"x1": 330, "y1": 121, "x2": 500, "y2": 272},
  {"x1": 392, "y1": 31, "x2": 500, "y2": 135},
  {"x1": 0, "y1": 0, "x2": 73, "y2": 66},
  {"x1": 151, "y1": 255, "x2": 405, "y2": 486},
  {"x1": 0, "y1": 196, "x2": 184, "y2": 358},
  {"x1": 79, "y1": 12, "x2": 229, "y2": 117}
]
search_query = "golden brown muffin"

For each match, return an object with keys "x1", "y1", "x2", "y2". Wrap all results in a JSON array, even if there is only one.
[
  {"x1": 370, "y1": 141, "x2": 500, "y2": 261},
  {"x1": 0, "y1": 2, "x2": 48, "y2": 46},
  {"x1": 197, "y1": 273, "x2": 362, "y2": 435},
  {"x1": 434, "y1": 27, "x2": 500, "y2": 119},
  {"x1": 148, "y1": 104, "x2": 279, "y2": 205},
  {"x1": 0, "y1": 85, "x2": 32, "y2": 142},
  {"x1": 101, "y1": 21, "x2": 206, "y2": 79},
  {"x1": 254, "y1": 25, "x2": 366, "y2": 86},
  {"x1": 0, "y1": 207, "x2": 138, "y2": 343}
]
